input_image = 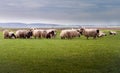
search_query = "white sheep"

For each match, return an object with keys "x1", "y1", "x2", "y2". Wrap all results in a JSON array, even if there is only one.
[
  {"x1": 80, "y1": 28, "x2": 99, "y2": 39},
  {"x1": 3, "y1": 30, "x2": 16, "y2": 39},
  {"x1": 98, "y1": 31, "x2": 107, "y2": 37},
  {"x1": 15, "y1": 30, "x2": 32, "y2": 38},
  {"x1": 60, "y1": 29, "x2": 80, "y2": 39},
  {"x1": 109, "y1": 31, "x2": 117, "y2": 35}
]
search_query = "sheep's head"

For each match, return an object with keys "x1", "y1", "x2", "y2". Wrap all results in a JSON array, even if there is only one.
[
  {"x1": 27, "y1": 30, "x2": 33, "y2": 38},
  {"x1": 80, "y1": 28, "x2": 85, "y2": 35}
]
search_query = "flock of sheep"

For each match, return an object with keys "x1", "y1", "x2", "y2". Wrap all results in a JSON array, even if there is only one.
[{"x1": 3, "y1": 28, "x2": 117, "y2": 39}]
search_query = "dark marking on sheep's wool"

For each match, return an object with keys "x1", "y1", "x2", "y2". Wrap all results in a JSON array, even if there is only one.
[
  {"x1": 46, "y1": 31, "x2": 55, "y2": 39},
  {"x1": 26, "y1": 30, "x2": 33, "y2": 38},
  {"x1": 80, "y1": 28, "x2": 84, "y2": 35},
  {"x1": 96, "y1": 29, "x2": 99, "y2": 33},
  {"x1": 10, "y1": 34, "x2": 16, "y2": 39}
]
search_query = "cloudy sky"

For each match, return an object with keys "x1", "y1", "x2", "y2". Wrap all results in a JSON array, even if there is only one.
[{"x1": 0, "y1": 0, "x2": 120, "y2": 25}]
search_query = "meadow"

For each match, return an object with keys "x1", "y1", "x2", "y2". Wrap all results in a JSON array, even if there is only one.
[{"x1": 0, "y1": 29, "x2": 120, "y2": 73}]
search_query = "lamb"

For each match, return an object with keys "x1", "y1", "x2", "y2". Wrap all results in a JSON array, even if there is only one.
[
  {"x1": 98, "y1": 31, "x2": 107, "y2": 37},
  {"x1": 109, "y1": 31, "x2": 117, "y2": 35},
  {"x1": 80, "y1": 28, "x2": 99, "y2": 39}
]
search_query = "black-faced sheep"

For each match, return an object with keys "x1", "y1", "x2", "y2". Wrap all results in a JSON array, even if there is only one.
[
  {"x1": 8, "y1": 32, "x2": 16, "y2": 39},
  {"x1": 16, "y1": 30, "x2": 32, "y2": 39},
  {"x1": 46, "y1": 30, "x2": 55, "y2": 39},
  {"x1": 109, "y1": 31, "x2": 117, "y2": 35},
  {"x1": 80, "y1": 28, "x2": 99, "y2": 39},
  {"x1": 3, "y1": 30, "x2": 16, "y2": 39},
  {"x1": 46, "y1": 29, "x2": 57, "y2": 38}
]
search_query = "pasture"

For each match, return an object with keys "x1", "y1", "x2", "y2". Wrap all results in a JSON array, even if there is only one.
[{"x1": 0, "y1": 29, "x2": 120, "y2": 73}]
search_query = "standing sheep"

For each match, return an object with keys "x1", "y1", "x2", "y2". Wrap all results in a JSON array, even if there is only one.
[
  {"x1": 15, "y1": 30, "x2": 32, "y2": 39},
  {"x1": 60, "y1": 30, "x2": 72, "y2": 39},
  {"x1": 46, "y1": 30, "x2": 55, "y2": 39},
  {"x1": 3, "y1": 30, "x2": 9, "y2": 39},
  {"x1": 80, "y1": 28, "x2": 99, "y2": 39},
  {"x1": 42, "y1": 30, "x2": 47, "y2": 38},
  {"x1": 8, "y1": 32, "x2": 16, "y2": 39},
  {"x1": 46, "y1": 29, "x2": 57, "y2": 38},
  {"x1": 60, "y1": 29, "x2": 80, "y2": 39},
  {"x1": 3, "y1": 30, "x2": 16, "y2": 39},
  {"x1": 32, "y1": 29, "x2": 43, "y2": 39}
]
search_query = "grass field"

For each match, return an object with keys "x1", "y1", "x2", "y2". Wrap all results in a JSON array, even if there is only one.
[{"x1": 0, "y1": 30, "x2": 120, "y2": 73}]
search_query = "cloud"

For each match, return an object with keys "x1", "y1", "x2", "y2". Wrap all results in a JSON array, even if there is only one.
[{"x1": 0, "y1": 0, "x2": 119, "y2": 25}]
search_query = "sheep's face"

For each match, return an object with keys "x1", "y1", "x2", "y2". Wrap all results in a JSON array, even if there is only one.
[
  {"x1": 80, "y1": 28, "x2": 84, "y2": 35},
  {"x1": 50, "y1": 31, "x2": 55, "y2": 36},
  {"x1": 27, "y1": 30, "x2": 33, "y2": 38}
]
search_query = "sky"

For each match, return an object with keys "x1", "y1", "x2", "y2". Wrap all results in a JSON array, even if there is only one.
[{"x1": 0, "y1": 0, "x2": 120, "y2": 25}]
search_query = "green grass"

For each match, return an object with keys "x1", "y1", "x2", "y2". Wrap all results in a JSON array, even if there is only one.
[{"x1": 0, "y1": 31, "x2": 120, "y2": 73}]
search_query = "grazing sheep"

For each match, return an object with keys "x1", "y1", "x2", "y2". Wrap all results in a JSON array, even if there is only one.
[
  {"x1": 32, "y1": 29, "x2": 56, "y2": 39},
  {"x1": 16, "y1": 30, "x2": 32, "y2": 39},
  {"x1": 32, "y1": 29, "x2": 42, "y2": 39},
  {"x1": 60, "y1": 29, "x2": 80, "y2": 39},
  {"x1": 98, "y1": 31, "x2": 107, "y2": 37},
  {"x1": 80, "y1": 28, "x2": 99, "y2": 39},
  {"x1": 60, "y1": 30, "x2": 72, "y2": 39},
  {"x1": 71, "y1": 29, "x2": 80, "y2": 38},
  {"x1": 109, "y1": 31, "x2": 117, "y2": 35},
  {"x1": 8, "y1": 32, "x2": 16, "y2": 39},
  {"x1": 42, "y1": 30, "x2": 47, "y2": 38},
  {"x1": 46, "y1": 30, "x2": 55, "y2": 39},
  {"x1": 3, "y1": 30, "x2": 16, "y2": 39},
  {"x1": 46, "y1": 29, "x2": 57, "y2": 38},
  {"x1": 3, "y1": 30, "x2": 9, "y2": 39}
]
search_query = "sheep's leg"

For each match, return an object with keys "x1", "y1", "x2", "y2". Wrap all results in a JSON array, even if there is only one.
[
  {"x1": 34, "y1": 36, "x2": 36, "y2": 39},
  {"x1": 93, "y1": 36, "x2": 96, "y2": 39},
  {"x1": 87, "y1": 37, "x2": 89, "y2": 39}
]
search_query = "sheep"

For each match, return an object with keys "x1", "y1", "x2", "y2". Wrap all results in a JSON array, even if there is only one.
[
  {"x1": 32, "y1": 29, "x2": 42, "y2": 39},
  {"x1": 80, "y1": 28, "x2": 99, "y2": 39},
  {"x1": 71, "y1": 29, "x2": 80, "y2": 38},
  {"x1": 42, "y1": 30, "x2": 47, "y2": 38},
  {"x1": 60, "y1": 29, "x2": 80, "y2": 39},
  {"x1": 3, "y1": 30, "x2": 9, "y2": 39},
  {"x1": 60, "y1": 30, "x2": 72, "y2": 39},
  {"x1": 15, "y1": 30, "x2": 32, "y2": 39},
  {"x1": 98, "y1": 31, "x2": 107, "y2": 37},
  {"x1": 8, "y1": 32, "x2": 16, "y2": 39},
  {"x1": 32, "y1": 29, "x2": 56, "y2": 39},
  {"x1": 46, "y1": 29, "x2": 57, "y2": 38},
  {"x1": 3, "y1": 30, "x2": 16, "y2": 39},
  {"x1": 46, "y1": 30, "x2": 55, "y2": 39},
  {"x1": 109, "y1": 31, "x2": 117, "y2": 35}
]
